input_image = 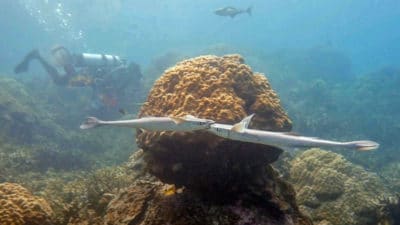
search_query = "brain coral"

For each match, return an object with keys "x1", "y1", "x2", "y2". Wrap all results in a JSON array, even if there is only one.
[
  {"x1": 0, "y1": 182, "x2": 54, "y2": 225},
  {"x1": 289, "y1": 148, "x2": 392, "y2": 225},
  {"x1": 136, "y1": 54, "x2": 292, "y2": 197}
]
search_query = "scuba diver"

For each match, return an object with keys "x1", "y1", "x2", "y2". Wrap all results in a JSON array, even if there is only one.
[{"x1": 14, "y1": 46, "x2": 143, "y2": 114}]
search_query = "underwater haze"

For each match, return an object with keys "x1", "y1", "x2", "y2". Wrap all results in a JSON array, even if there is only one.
[
  {"x1": 1, "y1": 0, "x2": 399, "y2": 73},
  {"x1": 1, "y1": 0, "x2": 400, "y2": 225}
]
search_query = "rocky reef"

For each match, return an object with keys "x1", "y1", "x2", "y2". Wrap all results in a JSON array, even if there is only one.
[
  {"x1": 288, "y1": 148, "x2": 394, "y2": 225},
  {"x1": 125, "y1": 54, "x2": 311, "y2": 224},
  {"x1": 105, "y1": 173, "x2": 312, "y2": 225},
  {"x1": 0, "y1": 182, "x2": 54, "y2": 225}
]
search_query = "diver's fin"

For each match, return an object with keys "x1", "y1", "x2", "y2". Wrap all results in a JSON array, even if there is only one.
[
  {"x1": 14, "y1": 60, "x2": 29, "y2": 73},
  {"x1": 170, "y1": 116, "x2": 186, "y2": 124},
  {"x1": 14, "y1": 49, "x2": 39, "y2": 74},
  {"x1": 80, "y1": 117, "x2": 102, "y2": 129},
  {"x1": 346, "y1": 140, "x2": 379, "y2": 151}
]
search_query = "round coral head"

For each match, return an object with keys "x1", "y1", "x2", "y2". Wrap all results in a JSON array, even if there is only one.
[{"x1": 137, "y1": 54, "x2": 292, "y2": 198}]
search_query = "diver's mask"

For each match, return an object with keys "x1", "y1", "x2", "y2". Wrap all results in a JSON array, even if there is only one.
[{"x1": 51, "y1": 45, "x2": 73, "y2": 67}]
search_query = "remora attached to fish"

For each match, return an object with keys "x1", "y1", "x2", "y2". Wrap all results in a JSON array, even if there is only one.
[
  {"x1": 80, "y1": 115, "x2": 215, "y2": 131},
  {"x1": 208, "y1": 114, "x2": 379, "y2": 151}
]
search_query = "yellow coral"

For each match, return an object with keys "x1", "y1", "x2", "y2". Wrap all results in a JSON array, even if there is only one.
[
  {"x1": 0, "y1": 182, "x2": 54, "y2": 225},
  {"x1": 138, "y1": 54, "x2": 291, "y2": 127},
  {"x1": 136, "y1": 54, "x2": 291, "y2": 196}
]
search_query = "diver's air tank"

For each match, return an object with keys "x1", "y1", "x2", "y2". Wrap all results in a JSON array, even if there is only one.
[{"x1": 73, "y1": 53, "x2": 124, "y2": 67}]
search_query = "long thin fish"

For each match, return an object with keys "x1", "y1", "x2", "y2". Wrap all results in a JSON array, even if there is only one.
[
  {"x1": 80, "y1": 115, "x2": 215, "y2": 132},
  {"x1": 208, "y1": 114, "x2": 379, "y2": 151}
]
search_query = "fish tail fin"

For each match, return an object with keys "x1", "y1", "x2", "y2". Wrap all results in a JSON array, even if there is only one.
[
  {"x1": 247, "y1": 7, "x2": 252, "y2": 15},
  {"x1": 346, "y1": 140, "x2": 379, "y2": 151},
  {"x1": 80, "y1": 117, "x2": 102, "y2": 129}
]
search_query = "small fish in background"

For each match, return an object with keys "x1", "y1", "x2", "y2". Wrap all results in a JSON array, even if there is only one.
[{"x1": 214, "y1": 6, "x2": 252, "y2": 18}]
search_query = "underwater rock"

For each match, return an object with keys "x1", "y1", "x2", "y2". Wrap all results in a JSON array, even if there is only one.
[
  {"x1": 105, "y1": 174, "x2": 312, "y2": 225},
  {"x1": 0, "y1": 182, "x2": 54, "y2": 225},
  {"x1": 137, "y1": 54, "x2": 291, "y2": 197},
  {"x1": 289, "y1": 148, "x2": 392, "y2": 225}
]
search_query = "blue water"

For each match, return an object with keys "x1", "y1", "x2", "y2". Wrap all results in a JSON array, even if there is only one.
[
  {"x1": 1, "y1": 0, "x2": 399, "y2": 74},
  {"x1": 1, "y1": 1, "x2": 400, "y2": 172}
]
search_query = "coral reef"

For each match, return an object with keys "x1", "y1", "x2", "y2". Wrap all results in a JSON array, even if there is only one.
[
  {"x1": 35, "y1": 165, "x2": 137, "y2": 225},
  {"x1": 0, "y1": 76, "x2": 136, "y2": 178},
  {"x1": 289, "y1": 148, "x2": 393, "y2": 225},
  {"x1": 131, "y1": 55, "x2": 310, "y2": 224},
  {"x1": 380, "y1": 162, "x2": 400, "y2": 193},
  {"x1": 0, "y1": 182, "x2": 54, "y2": 225},
  {"x1": 377, "y1": 195, "x2": 400, "y2": 225},
  {"x1": 104, "y1": 173, "x2": 311, "y2": 225},
  {"x1": 1, "y1": 164, "x2": 138, "y2": 225},
  {"x1": 137, "y1": 54, "x2": 291, "y2": 196}
]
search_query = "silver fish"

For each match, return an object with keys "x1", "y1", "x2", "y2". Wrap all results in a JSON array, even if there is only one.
[
  {"x1": 208, "y1": 114, "x2": 379, "y2": 151},
  {"x1": 80, "y1": 115, "x2": 215, "y2": 131},
  {"x1": 214, "y1": 6, "x2": 252, "y2": 18}
]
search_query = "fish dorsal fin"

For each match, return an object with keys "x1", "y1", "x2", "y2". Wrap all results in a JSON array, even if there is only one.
[
  {"x1": 241, "y1": 114, "x2": 255, "y2": 129},
  {"x1": 231, "y1": 114, "x2": 255, "y2": 133},
  {"x1": 169, "y1": 116, "x2": 186, "y2": 124},
  {"x1": 231, "y1": 122, "x2": 246, "y2": 133}
]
